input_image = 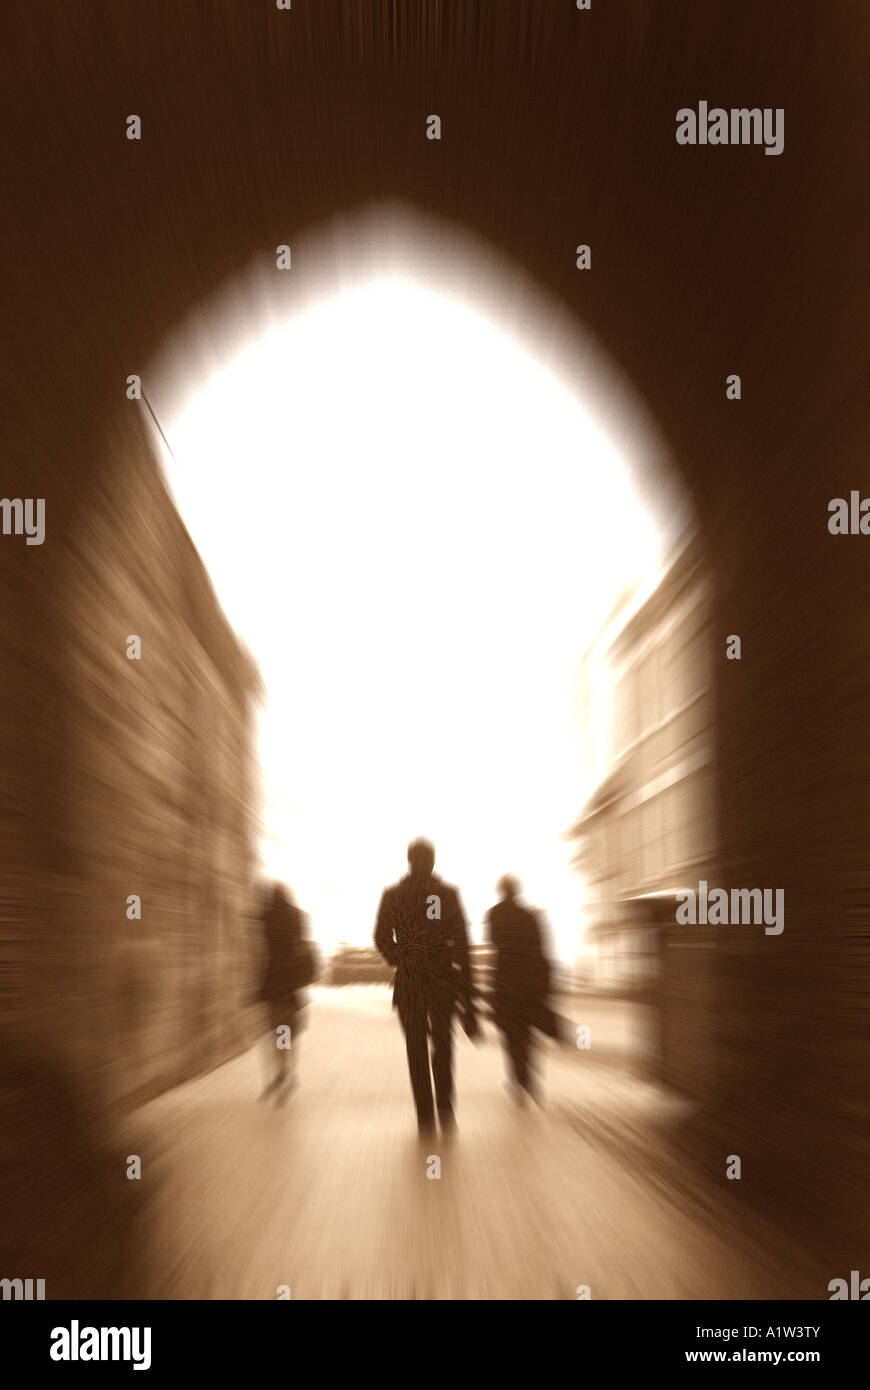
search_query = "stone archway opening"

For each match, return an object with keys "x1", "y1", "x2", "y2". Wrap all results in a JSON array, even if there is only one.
[{"x1": 142, "y1": 200, "x2": 701, "y2": 979}]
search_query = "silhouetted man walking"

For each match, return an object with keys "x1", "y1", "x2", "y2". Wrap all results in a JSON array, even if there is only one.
[
  {"x1": 484, "y1": 874, "x2": 556, "y2": 1104},
  {"x1": 256, "y1": 883, "x2": 319, "y2": 1103},
  {"x1": 375, "y1": 839, "x2": 478, "y2": 1137}
]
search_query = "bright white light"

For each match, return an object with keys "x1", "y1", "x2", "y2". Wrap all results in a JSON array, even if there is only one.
[{"x1": 155, "y1": 250, "x2": 670, "y2": 960}]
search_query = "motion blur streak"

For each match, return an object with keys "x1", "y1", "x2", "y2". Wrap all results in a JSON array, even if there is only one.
[{"x1": 3, "y1": 1, "x2": 868, "y2": 1300}]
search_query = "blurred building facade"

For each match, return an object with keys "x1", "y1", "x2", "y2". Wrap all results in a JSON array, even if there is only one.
[
  {"x1": 329, "y1": 945, "x2": 393, "y2": 985},
  {"x1": 5, "y1": 416, "x2": 263, "y2": 1117},
  {"x1": 570, "y1": 538, "x2": 716, "y2": 1093}
]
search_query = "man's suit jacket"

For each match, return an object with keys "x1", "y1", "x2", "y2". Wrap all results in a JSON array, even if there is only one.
[
  {"x1": 484, "y1": 899, "x2": 558, "y2": 1036},
  {"x1": 374, "y1": 872, "x2": 475, "y2": 1017},
  {"x1": 257, "y1": 904, "x2": 317, "y2": 1004}
]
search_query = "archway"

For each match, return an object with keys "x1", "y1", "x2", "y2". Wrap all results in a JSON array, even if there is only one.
[{"x1": 142, "y1": 201, "x2": 697, "y2": 965}]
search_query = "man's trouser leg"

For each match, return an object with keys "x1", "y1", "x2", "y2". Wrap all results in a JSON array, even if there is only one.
[
  {"x1": 510, "y1": 1022, "x2": 531, "y2": 1091},
  {"x1": 502, "y1": 1006, "x2": 531, "y2": 1091},
  {"x1": 400, "y1": 998, "x2": 435, "y2": 1132},
  {"x1": 430, "y1": 1005, "x2": 454, "y2": 1117},
  {"x1": 263, "y1": 1000, "x2": 291, "y2": 1093}
]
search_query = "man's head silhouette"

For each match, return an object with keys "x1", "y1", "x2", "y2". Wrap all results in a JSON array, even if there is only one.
[
  {"x1": 272, "y1": 882, "x2": 293, "y2": 910},
  {"x1": 497, "y1": 874, "x2": 520, "y2": 901},
  {"x1": 407, "y1": 838, "x2": 436, "y2": 880}
]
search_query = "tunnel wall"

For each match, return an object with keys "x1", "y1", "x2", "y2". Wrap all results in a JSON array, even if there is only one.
[{"x1": 4, "y1": 408, "x2": 263, "y2": 1118}]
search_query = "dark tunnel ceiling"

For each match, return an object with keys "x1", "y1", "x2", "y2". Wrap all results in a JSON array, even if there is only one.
[{"x1": 7, "y1": 1, "x2": 867, "y2": 521}]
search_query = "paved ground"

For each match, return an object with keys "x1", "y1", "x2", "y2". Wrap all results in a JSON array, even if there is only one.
[{"x1": 124, "y1": 986, "x2": 823, "y2": 1299}]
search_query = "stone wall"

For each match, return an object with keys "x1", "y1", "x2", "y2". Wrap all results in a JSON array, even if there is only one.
[{"x1": 4, "y1": 409, "x2": 263, "y2": 1118}]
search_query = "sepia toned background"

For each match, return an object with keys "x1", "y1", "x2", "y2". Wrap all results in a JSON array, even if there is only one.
[{"x1": 3, "y1": 1, "x2": 868, "y2": 1297}]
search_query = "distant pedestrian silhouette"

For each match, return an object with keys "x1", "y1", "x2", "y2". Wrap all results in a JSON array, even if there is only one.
[
  {"x1": 374, "y1": 839, "x2": 478, "y2": 1137},
  {"x1": 484, "y1": 875, "x2": 558, "y2": 1104},
  {"x1": 256, "y1": 883, "x2": 318, "y2": 1103}
]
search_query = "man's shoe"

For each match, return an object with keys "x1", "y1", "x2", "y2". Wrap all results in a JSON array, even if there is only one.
[
  {"x1": 276, "y1": 1077, "x2": 296, "y2": 1106},
  {"x1": 438, "y1": 1105, "x2": 456, "y2": 1135},
  {"x1": 522, "y1": 1078, "x2": 542, "y2": 1107}
]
